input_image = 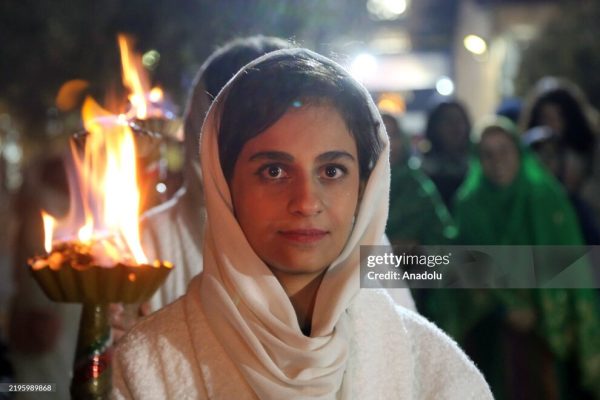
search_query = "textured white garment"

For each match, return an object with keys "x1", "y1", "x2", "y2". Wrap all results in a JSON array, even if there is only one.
[
  {"x1": 113, "y1": 287, "x2": 493, "y2": 399},
  {"x1": 140, "y1": 63, "x2": 211, "y2": 312},
  {"x1": 141, "y1": 165, "x2": 205, "y2": 312}
]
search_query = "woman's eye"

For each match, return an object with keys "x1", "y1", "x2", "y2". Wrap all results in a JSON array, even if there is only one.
[
  {"x1": 321, "y1": 165, "x2": 346, "y2": 179},
  {"x1": 260, "y1": 165, "x2": 288, "y2": 179}
]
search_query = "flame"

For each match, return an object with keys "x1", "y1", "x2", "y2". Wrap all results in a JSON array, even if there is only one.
[
  {"x1": 118, "y1": 34, "x2": 149, "y2": 119},
  {"x1": 118, "y1": 34, "x2": 170, "y2": 120},
  {"x1": 82, "y1": 96, "x2": 147, "y2": 263},
  {"x1": 41, "y1": 211, "x2": 55, "y2": 253},
  {"x1": 77, "y1": 216, "x2": 94, "y2": 243},
  {"x1": 118, "y1": 34, "x2": 169, "y2": 120},
  {"x1": 40, "y1": 33, "x2": 171, "y2": 266},
  {"x1": 42, "y1": 96, "x2": 148, "y2": 265}
]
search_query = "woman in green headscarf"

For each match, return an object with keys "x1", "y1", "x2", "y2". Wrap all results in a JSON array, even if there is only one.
[
  {"x1": 383, "y1": 113, "x2": 457, "y2": 245},
  {"x1": 446, "y1": 116, "x2": 600, "y2": 399}
]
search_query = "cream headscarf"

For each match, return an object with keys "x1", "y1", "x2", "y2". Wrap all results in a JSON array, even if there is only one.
[{"x1": 197, "y1": 49, "x2": 390, "y2": 399}]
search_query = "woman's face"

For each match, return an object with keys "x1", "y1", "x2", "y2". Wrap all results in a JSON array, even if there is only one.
[
  {"x1": 539, "y1": 102, "x2": 564, "y2": 136},
  {"x1": 479, "y1": 128, "x2": 521, "y2": 187},
  {"x1": 230, "y1": 103, "x2": 360, "y2": 283},
  {"x1": 435, "y1": 106, "x2": 469, "y2": 155}
]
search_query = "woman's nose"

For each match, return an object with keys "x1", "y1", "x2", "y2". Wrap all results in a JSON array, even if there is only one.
[{"x1": 288, "y1": 177, "x2": 324, "y2": 216}]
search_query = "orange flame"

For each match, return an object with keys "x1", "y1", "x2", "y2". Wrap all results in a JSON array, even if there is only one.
[
  {"x1": 40, "y1": 34, "x2": 173, "y2": 266},
  {"x1": 118, "y1": 34, "x2": 149, "y2": 119},
  {"x1": 41, "y1": 211, "x2": 55, "y2": 253},
  {"x1": 118, "y1": 34, "x2": 164, "y2": 119},
  {"x1": 42, "y1": 96, "x2": 148, "y2": 265}
]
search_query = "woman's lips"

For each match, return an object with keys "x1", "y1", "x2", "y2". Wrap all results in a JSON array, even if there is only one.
[{"x1": 278, "y1": 229, "x2": 329, "y2": 244}]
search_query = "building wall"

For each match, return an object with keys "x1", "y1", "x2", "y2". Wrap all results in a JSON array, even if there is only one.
[{"x1": 454, "y1": 0, "x2": 559, "y2": 127}]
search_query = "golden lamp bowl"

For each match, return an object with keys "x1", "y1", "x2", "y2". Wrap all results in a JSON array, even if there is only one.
[{"x1": 28, "y1": 242, "x2": 172, "y2": 304}]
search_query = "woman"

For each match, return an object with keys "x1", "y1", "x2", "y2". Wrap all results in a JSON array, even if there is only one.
[
  {"x1": 448, "y1": 117, "x2": 600, "y2": 399},
  {"x1": 113, "y1": 49, "x2": 492, "y2": 399},
  {"x1": 521, "y1": 79, "x2": 597, "y2": 195},
  {"x1": 382, "y1": 112, "x2": 457, "y2": 246},
  {"x1": 520, "y1": 79, "x2": 600, "y2": 245},
  {"x1": 421, "y1": 100, "x2": 472, "y2": 208}
]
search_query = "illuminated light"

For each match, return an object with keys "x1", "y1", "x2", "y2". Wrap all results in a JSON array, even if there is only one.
[
  {"x1": 407, "y1": 156, "x2": 421, "y2": 170},
  {"x1": 41, "y1": 211, "x2": 56, "y2": 253},
  {"x1": 55, "y1": 79, "x2": 90, "y2": 111},
  {"x1": 464, "y1": 34, "x2": 487, "y2": 55},
  {"x1": 155, "y1": 182, "x2": 167, "y2": 194},
  {"x1": 377, "y1": 93, "x2": 406, "y2": 115},
  {"x1": 3, "y1": 142, "x2": 22, "y2": 163},
  {"x1": 418, "y1": 139, "x2": 431, "y2": 154},
  {"x1": 370, "y1": 34, "x2": 412, "y2": 54},
  {"x1": 367, "y1": 0, "x2": 408, "y2": 20},
  {"x1": 149, "y1": 87, "x2": 163, "y2": 103},
  {"x1": 142, "y1": 49, "x2": 160, "y2": 70},
  {"x1": 435, "y1": 77, "x2": 455, "y2": 96},
  {"x1": 350, "y1": 53, "x2": 378, "y2": 82},
  {"x1": 128, "y1": 273, "x2": 137, "y2": 282}
]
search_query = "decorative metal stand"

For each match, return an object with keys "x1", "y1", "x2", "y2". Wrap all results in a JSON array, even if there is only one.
[
  {"x1": 29, "y1": 255, "x2": 172, "y2": 399},
  {"x1": 71, "y1": 303, "x2": 111, "y2": 399}
]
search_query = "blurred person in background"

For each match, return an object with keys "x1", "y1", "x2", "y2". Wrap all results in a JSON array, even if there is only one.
[
  {"x1": 382, "y1": 112, "x2": 459, "y2": 333},
  {"x1": 421, "y1": 100, "x2": 472, "y2": 208},
  {"x1": 383, "y1": 112, "x2": 457, "y2": 246},
  {"x1": 521, "y1": 78, "x2": 600, "y2": 224},
  {"x1": 523, "y1": 125, "x2": 600, "y2": 245},
  {"x1": 446, "y1": 116, "x2": 600, "y2": 399}
]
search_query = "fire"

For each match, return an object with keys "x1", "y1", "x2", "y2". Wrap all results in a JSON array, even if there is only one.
[
  {"x1": 118, "y1": 34, "x2": 165, "y2": 119},
  {"x1": 40, "y1": 33, "x2": 175, "y2": 267},
  {"x1": 118, "y1": 34, "x2": 149, "y2": 119},
  {"x1": 42, "y1": 96, "x2": 148, "y2": 265},
  {"x1": 41, "y1": 211, "x2": 55, "y2": 253}
]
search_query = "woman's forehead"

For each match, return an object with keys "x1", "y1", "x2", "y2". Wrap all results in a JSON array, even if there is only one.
[
  {"x1": 237, "y1": 103, "x2": 357, "y2": 159},
  {"x1": 480, "y1": 128, "x2": 515, "y2": 147}
]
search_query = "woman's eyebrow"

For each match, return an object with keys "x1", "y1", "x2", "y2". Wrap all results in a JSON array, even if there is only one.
[
  {"x1": 316, "y1": 151, "x2": 356, "y2": 163},
  {"x1": 248, "y1": 151, "x2": 294, "y2": 162}
]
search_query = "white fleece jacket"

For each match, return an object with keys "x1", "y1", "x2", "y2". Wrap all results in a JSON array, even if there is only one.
[{"x1": 113, "y1": 287, "x2": 492, "y2": 400}]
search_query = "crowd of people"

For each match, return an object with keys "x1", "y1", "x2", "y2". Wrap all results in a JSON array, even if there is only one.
[{"x1": 2, "y1": 34, "x2": 600, "y2": 399}]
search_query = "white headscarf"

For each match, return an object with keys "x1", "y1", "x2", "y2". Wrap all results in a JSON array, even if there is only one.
[{"x1": 197, "y1": 49, "x2": 390, "y2": 399}]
